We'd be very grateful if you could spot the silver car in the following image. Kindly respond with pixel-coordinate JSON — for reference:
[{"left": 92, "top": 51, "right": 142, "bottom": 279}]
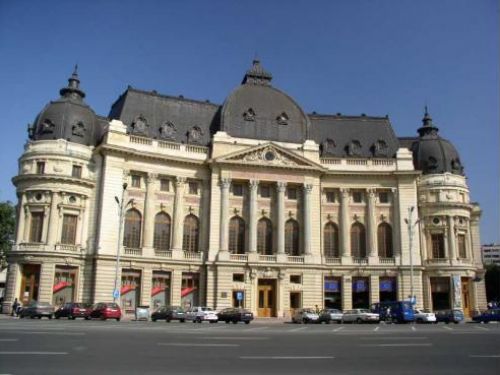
[
  {"left": 292, "top": 308, "right": 319, "bottom": 324},
  {"left": 185, "top": 306, "right": 219, "bottom": 323},
  {"left": 342, "top": 309, "right": 379, "bottom": 324}
]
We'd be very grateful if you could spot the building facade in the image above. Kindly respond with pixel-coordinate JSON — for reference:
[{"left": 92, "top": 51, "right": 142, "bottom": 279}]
[
  {"left": 3, "top": 61, "right": 487, "bottom": 317},
  {"left": 482, "top": 244, "right": 500, "bottom": 266}
]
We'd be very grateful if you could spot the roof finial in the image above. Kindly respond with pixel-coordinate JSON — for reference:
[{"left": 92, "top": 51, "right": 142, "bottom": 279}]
[
  {"left": 73, "top": 64, "right": 79, "bottom": 76},
  {"left": 418, "top": 103, "right": 439, "bottom": 137},
  {"left": 60, "top": 65, "right": 85, "bottom": 100}
]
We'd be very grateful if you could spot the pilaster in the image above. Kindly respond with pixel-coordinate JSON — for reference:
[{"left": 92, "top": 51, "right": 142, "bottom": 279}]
[
  {"left": 340, "top": 188, "right": 351, "bottom": 259},
  {"left": 143, "top": 173, "right": 157, "bottom": 249},
  {"left": 276, "top": 182, "right": 286, "bottom": 254},
  {"left": 303, "top": 184, "right": 313, "bottom": 255},
  {"left": 172, "top": 177, "right": 186, "bottom": 252},
  {"left": 248, "top": 180, "right": 259, "bottom": 253}
]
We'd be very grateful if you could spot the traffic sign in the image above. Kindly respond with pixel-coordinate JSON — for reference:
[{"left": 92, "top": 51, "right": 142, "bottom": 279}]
[
  {"left": 113, "top": 289, "right": 120, "bottom": 299},
  {"left": 236, "top": 291, "right": 243, "bottom": 301}
]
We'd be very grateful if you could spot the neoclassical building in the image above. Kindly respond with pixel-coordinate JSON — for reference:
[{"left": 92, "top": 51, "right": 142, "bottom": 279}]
[{"left": 3, "top": 61, "right": 487, "bottom": 317}]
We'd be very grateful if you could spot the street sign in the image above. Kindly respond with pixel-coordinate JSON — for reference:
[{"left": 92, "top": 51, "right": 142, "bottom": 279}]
[
  {"left": 236, "top": 291, "right": 243, "bottom": 301},
  {"left": 113, "top": 289, "right": 120, "bottom": 299}
]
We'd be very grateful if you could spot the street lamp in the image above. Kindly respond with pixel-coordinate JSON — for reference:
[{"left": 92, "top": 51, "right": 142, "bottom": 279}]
[
  {"left": 112, "top": 183, "right": 133, "bottom": 303},
  {"left": 404, "top": 206, "right": 420, "bottom": 306}
]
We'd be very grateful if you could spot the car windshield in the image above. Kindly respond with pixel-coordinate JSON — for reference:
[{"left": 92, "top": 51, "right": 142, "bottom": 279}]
[
  {"left": 302, "top": 309, "right": 315, "bottom": 313},
  {"left": 107, "top": 303, "right": 119, "bottom": 308},
  {"left": 359, "top": 309, "right": 371, "bottom": 313},
  {"left": 328, "top": 309, "right": 341, "bottom": 313},
  {"left": 201, "top": 307, "right": 213, "bottom": 311}
]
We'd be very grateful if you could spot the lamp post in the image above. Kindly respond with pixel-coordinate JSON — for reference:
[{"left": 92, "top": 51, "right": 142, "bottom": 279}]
[
  {"left": 113, "top": 183, "right": 133, "bottom": 303},
  {"left": 404, "top": 206, "right": 420, "bottom": 305}
]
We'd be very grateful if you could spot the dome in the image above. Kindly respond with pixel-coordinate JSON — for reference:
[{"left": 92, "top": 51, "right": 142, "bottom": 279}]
[
  {"left": 29, "top": 67, "right": 98, "bottom": 146},
  {"left": 220, "top": 60, "right": 309, "bottom": 144},
  {"left": 411, "top": 108, "right": 464, "bottom": 175}
]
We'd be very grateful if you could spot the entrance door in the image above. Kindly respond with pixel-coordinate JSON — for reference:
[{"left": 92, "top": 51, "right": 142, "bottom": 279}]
[
  {"left": 20, "top": 264, "right": 40, "bottom": 305},
  {"left": 461, "top": 278, "right": 471, "bottom": 317},
  {"left": 257, "top": 279, "right": 276, "bottom": 317}
]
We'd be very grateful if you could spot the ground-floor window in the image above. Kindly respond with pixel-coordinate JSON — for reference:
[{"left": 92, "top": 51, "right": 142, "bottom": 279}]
[
  {"left": 232, "top": 290, "right": 245, "bottom": 308},
  {"left": 121, "top": 269, "right": 141, "bottom": 314},
  {"left": 430, "top": 277, "right": 451, "bottom": 310},
  {"left": 181, "top": 273, "right": 199, "bottom": 310},
  {"left": 290, "top": 291, "right": 302, "bottom": 316},
  {"left": 151, "top": 271, "right": 171, "bottom": 309},
  {"left": 20, "top": 264, "right": 40, "bottom": 305},
  {"left": 352, "top": 277, "right": 370, "bottom": 309},
  {"left": 52, "top": 266, "right": 77, "bottom": 306},
  {"left": 379, "top": 277, "right": 397, "bottom": 302},
  {"left": 324, "top": 276, "right": 342, "bottom": 309}
]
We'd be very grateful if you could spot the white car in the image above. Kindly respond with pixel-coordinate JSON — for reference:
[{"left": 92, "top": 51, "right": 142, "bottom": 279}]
[
  {"left": 414, "top": 309, "right": 437, "bottom": 323},
  {"left": 185, "top": 306, "right": 219, "bottom": 323},
  {"left": 342, "top": 309, "right": 379, "bottom": 323},
  {"left": 292, "top": 308, "right": 319, "bottom": 324}
]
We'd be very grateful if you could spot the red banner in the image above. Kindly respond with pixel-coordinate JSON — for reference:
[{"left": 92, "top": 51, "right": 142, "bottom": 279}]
[
  {"left": 151, "top": 286, "right": 164, "bottom": 297},
  {"left": 181, "top": 286, "right": 196, "bottom": 297},
  {"left": 53, "top": 281, "right": 70, "bottom": 293},
  {"left": 120, "top": 285, "right": 135, "bottom": 295}
]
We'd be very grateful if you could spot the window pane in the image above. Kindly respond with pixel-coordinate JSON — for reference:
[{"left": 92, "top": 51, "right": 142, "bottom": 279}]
[
  {"left": 124, "top": 209, "right": 142, "bottom": 248},
  {"left": 153, "top": 213, "right": 171, "bottom": 250},
  {"left": 72, "top": 165, "right": 82, "bottom": 178},
  {"left": 183, "top": 215, "right": 199, "bottom": 252},
  {"left": 324, "top": 222, "right": 339, "bottom": 257},
  {"left": 61, "top": 214, "right": 78, "bottom": 244},
  {"left": 29, "top": 212, "right": 44, "bottom": 243}
]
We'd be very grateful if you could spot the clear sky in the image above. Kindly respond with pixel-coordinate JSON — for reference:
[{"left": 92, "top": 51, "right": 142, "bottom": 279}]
[{"left": 0, "top": 0, "right": 498, "bottom": 243}]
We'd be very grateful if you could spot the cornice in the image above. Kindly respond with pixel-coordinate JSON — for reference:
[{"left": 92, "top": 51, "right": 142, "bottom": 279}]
[{"left": 12, "top": 174, "right": 96, "bottom": 189}]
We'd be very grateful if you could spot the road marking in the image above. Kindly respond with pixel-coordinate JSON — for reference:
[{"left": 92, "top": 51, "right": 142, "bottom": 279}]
[
  {"left": 158, "top": 343, "right": 240, "bottom": 347},
  {"left": 240, "top": 356, "right": 334, "bottom": 360},
  {"left": 0, "top": 339, "right": 18, "bottom": 342},
  {"left": 373, "top": 327, "right": 379, "bottom": 332},
  {"left": 288, "top": 326, "right": 308, "bottom": 332},
  {"left": 442, "top": 326, "right": 453, "bottom": 330},
  {"left": 469, "top": 355, "right": 500, "bottom": 358},
  {"left": 474, "top": 326, "right": 489, "bottom": 331},
  {"left": 331, "top": 326, "right": 344, "bottom": 332},
  {"left": 0, "top": 351, "right": 68, "bottom": 355},
  {"left": 360, "top": 337, "right": 428, "bottom": 340},
  {"left": 360, "top": 343, "right": 432, "bottom": 347},
  {"left": 196, "top": 337, "right": 269, "bottom": 340},
  {"left": 245, "top": 326, "right": 268, "bottom": 331},
  {"left": 10, "top": 331, "right": 85, "bottom": 336},
  {"left": 411, "top": 326, "right": 416, "bottom": 331}
]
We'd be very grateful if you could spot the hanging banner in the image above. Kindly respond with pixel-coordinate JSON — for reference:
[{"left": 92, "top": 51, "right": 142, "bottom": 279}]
[
  {"left": 379, "top": 278, "right": 395, "bottom": 292},
  {"left": 325, "top": 279, "right": 340, "bottom": 292},
  {"left": 353, "top": 278, "right": 367, "bottom": 293},
  {"left": 452, "top": 275, "right": 462, "bottom": 308}
]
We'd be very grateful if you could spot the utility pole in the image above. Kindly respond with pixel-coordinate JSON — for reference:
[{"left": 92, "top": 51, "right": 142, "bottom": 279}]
[
  {"left": 405, "top": 206, "right": 419, "bottom": 305},
  {"left": 113, "top": 183, "right": 131, "bottom": 303}
]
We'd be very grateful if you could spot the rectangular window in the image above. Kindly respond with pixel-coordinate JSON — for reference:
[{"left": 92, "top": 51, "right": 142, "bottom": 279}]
[
  {"left": 29, "top": 212, "right": 44, "bottom": 243},
  {"left": 260, "top": 185, "right": 270, "bottom": 198},
  {"left": 61, "top": 214, "right": 78, "bottom": 245},
  {"left": 352, "top": 191, "right": 363, "bottom": 203},
  {"left": 232, "top": 183, "right": 243, "bottom": 197},
  {"left": 71, "top": 165, "right": 82, "bottom": 178},
  {"left": 325, "top": 190, "right": 336, "bottom": 203},
  {"left": 160, "top": 179, "right": 170, "bottom": 192},
  {"left": 458, "top": 234, "right": 467, "bottom": 259},
  {"left": 378, "top": 192, "right": 389, "bottom": 204},
  {"left": 232, "top": 273, "right": 244, "bottom": 282},
  {"left": 290, "top": 292, "right": 302, "bottom": 309},
  {"left": 131, "top": 175, "right": 141, "bottom": 188},
  {"left": 287, "top": 187, "right": 297, "bottom": 200},
  {"left": 290, "top": 275, "right": 302, "bottom": 284},
  {"left": 36, "top": 161, "right": 45, "bottom": 174},
  {"left": 431, "top": 233, "right": 445, "bottom": 259},
  {"left": 188, "top": 181, "right": 199, "bottom": 195}
]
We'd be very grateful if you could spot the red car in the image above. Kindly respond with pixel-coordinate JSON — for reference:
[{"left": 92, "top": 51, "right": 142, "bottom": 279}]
[
  {"left": 89, "top": 302, "right": 122, "bottom": 321},
  {"left": 55, "top": 302, "right": 92, "bottom": 320}
]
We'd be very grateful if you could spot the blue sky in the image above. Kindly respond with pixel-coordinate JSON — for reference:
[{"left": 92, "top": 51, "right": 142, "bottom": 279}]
[{"left": 0, "top": 0, "right": 498, "bottom": 243}]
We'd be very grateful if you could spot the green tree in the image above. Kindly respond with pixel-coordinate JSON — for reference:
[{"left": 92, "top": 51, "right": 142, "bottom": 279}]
[{"left": 0, "top": 201, "right": 16, "bottom": 270}]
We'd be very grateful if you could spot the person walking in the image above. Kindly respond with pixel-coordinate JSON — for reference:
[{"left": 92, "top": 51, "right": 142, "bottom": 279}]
[{"left": 11, "top": 298, "right": 19, "bottom": 317}]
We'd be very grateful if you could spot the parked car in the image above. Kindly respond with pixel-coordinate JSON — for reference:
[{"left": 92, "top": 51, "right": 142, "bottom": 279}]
[
  {"left": 414, "top": 309, "right": 437, "bottom": 323},
  {"left": 292, "top": 308, "right": 319, "bottom": 324},
  {"left": 19, "top": 301, "right": 54, "bottom": 319},
  {"left": 217, "top": 307, "right": 254, "bottom": 324},
  {"left": 185, "top": 306, "right": 219, "bottom": 323},
  {"left": 435, "top": 309, "right": 464, "bottom": 324},
  {"left": 89, "top": 302, "right": 122, "bottom": 321},
  {"left": 151, "top": 306, "right": 186, "bottom": 322},
  {"left": 371, "top": 301, "right": 415, "bottom": 323},
  {"left": 472, "top": 309, "right": 500, "bottom": 323},
  {"left": 54, "top": 302, "right": 92, "bottom": 320},
  {"left": 317, "top": 309, "right": 343, "bottom": 324},
  {"left": 342, "top": 309, "right": 379, "bottom": 324}
]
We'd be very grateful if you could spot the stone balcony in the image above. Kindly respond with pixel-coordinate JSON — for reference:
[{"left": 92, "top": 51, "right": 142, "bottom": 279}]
[
  {"left": 121, "top": 247, "right": 204, "bottom": 262},
  {"left": 13, "top": 243, "right": 84, "bottom": 254}
]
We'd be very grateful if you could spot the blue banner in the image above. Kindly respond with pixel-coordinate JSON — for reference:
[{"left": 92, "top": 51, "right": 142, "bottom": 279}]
[
  {"left": 353, "top": 279, "right": 367, "bottom": 293},
  {"left": 325, "top": 279, "right": 340, "bottom": 292},
  {"left": 380, "top": 278, "right": 395, "bottom": 292}
]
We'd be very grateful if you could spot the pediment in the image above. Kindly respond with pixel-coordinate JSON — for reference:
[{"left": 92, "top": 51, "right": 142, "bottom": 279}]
[{"left": 214, "top": 142, "right": 323, "bottom": 170}]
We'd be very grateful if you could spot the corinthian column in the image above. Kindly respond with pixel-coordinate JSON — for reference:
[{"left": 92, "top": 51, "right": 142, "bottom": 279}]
[
  {"left": 367, "top": 188, "right": 377, "bottom": 257},
  {"left": 172, "top": 177, "right": 186, "bottom": 250},
  {"left": 143, "top": 173, "right": 157, "bottom": 249},
  {"left": 248, "top": 180, "right": 259, "bottom": 253},
  {"left": 219, "top": 178, "right": 231, "bottom": 252},
  {"left": 340, "top": 188, "right": 350, "bottom": 257},
  {"left": 303, "top": 184, "right": 313, "bottom": 255},
  {"left": 47, "top": 191, "right": 60, "bottom": 246},
  {"left": 448, "top": 216, "right": 457, "bottom": 261},
  {"left": 276, "top": 182, "right": 287, "bottom": 254}
]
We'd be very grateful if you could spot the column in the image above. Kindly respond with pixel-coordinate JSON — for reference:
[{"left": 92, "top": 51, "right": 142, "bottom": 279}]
[
  {"left": 367, "top": 188, "right": 377, "bottom": 257},
  {"left": 370, "top": 275, "right": 379, "bottom": 305},
  {"left": 276, "top": 182, "right": 287, "bottom": 254},
  {"left": 391, "top": 188, "right": 401, "bottom": 257},
  {"left": 16, "top": 193, "right": 26, "bottom": 243},
  {"left": 199, "top": 182, "right": 211, "bottom": 253},
  {"left": 171, "top": 269, "right": 182, "bottom": 306},
  {"left": 79, "top": 196, "right": 89, "bottom": 250},
  {"left": 219, "top": 178, "right": 231, "bottom": 252},
  {"left": 3, "top": 263, "right": 20, "bottom": 313},
  {"left": 303, "top": 184, "right": 313, "bottom": 255},
  {"left": 340, "top": 188, "right": 350, "bottom": 257},
  {"left": 141, "top": 268, "right": 152, "bottom": 306},
  {"left": 248, "top": 180, "right": 259, "bottom": 253},
  {"left": 342, "top": 275, "right": 352, "bottom": 310},
  {"left": 46, "top": 192, "right": 60, "bottom": 245},
  {"left": 23, "top": 208, "right": 31, "bottom": 243},
  {"left": 448, "top": 216, "right": 457, "bottom": 261},
  {"left": 172, "top": 177, "right": 186, "bottom": 251},
  {"left": 143, "top": 173, "right": 157, "bottom": 249}
]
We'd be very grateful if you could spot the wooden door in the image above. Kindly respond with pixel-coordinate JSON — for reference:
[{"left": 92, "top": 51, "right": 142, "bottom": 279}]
[
  {"left": 20, "top": 264, "right": 40, "bottom": 305},
  {"left": 461, "top": 278, "right": 471, "bottom": 317},
  {"left": 257, "top": 281, "right": 275, "bottom": 317}
]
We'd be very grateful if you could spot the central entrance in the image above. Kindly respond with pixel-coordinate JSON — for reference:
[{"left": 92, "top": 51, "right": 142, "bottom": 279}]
[{"left": 257, "top": 279, "right": 276, "bottom": 317}]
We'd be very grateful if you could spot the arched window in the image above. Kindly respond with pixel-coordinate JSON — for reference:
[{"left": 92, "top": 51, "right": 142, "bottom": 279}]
[
  {"left": 124, "top": 209, "right": 142, "bottom": 248},
  {"left": 183, "top": 214, "right": 199, "bottom": 252},
  {"left": 229, "top": 216, "right": 245, "bottom": 254},
  {"left": 351, "top": 222, "right": 366, "bottom": 258},
  {"left": 324, "top": 222, "right": 339, "bottom": 257},
  {"left": 377, "top": 223, "right": 393, "bottom": 258},
  {"left": 153, "top": 212, "right": 171, "bottom": 251},
  {"left": 257, "top": 218, "right": 273, "bottom": 255},
  {"left": 285, "top": 219, "right": 300, "bottom": 255}
]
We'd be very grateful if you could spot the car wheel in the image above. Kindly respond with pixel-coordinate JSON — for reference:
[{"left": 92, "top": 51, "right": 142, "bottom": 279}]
[
  {"left": 232, "top": 320, "right": 238, "bottom": 324},
  {"left": 85, "top": 316, "right": 91, "bottom": 320},
  {"left": 180, "top": 319, "right": 185, "bottom": 323},
  {"left": 303, "top": 318, "right": 308, "bottom": 324},
  {"left": 326, "top": 320, "right": 331, "bottom": 324},
  {"left": 225, "top": 320, "right": 230, "bottom": 324},
  {"left": 116, "top": 318, "right": 120, "bottom": 322},
  {"left": 55, "top": 315, "right": 60, "bottom": 319},
  {"left": 166, "top": 318, "right": 171, "bottom": 323},
  {"left": 356, "top": 318, "right": 363, "bottom": 324},
  {"left": 245, "top": 321, "right": 250, "bottom": 324},
  {"left": 48, "top": 315, "right": 52, "bottom": 320}
]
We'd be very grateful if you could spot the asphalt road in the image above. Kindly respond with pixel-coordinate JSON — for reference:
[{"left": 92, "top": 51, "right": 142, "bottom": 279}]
[{"left": 0, "top": 318, "right": 499, "bottom": 375}]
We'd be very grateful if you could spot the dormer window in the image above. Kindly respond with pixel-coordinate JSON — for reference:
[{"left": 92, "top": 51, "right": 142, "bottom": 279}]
[
  {"left": 40, "top": 119, "right": 55, "bottom": 134},
  {"left": 243, "top": 108, "right": 256, "bottom": 121},
  {"left": 131, "top": 115, "right": 148, "bottom": 135},
  {"left": 346, "top": 140, "right": 362, "bottom": 157},
  {"left": 188, "top": 126, "right": 203, "bottom": 144},
  {"left": 276, "top": 112, "right": 289, "bottom": 125},
  {"left": 159, "top": 122, "right": 176, "bottom": 140}
]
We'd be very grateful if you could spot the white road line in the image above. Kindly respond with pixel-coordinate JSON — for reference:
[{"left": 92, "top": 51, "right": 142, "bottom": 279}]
[
  {"left": 411, "top": 326, "right": 416, "bottom": 331},
  {"left": 11, "top": 331, "right": 85, "bottom": 336},
  {"left": 469, "top": 355, "right": 500, "bottom": 358},
  {"left": 360, "top": 337, "right": 428, "bottom": 340},
  {"left": 0, "top": 339, "right": 18, "bottom": 342},
  {"left": 331, "top": 326, "right": 344, "bottom": 332},
  {"left": 442, "top": 326, "right": 453, "bottom": 330},
  {"left": 360, "top": 343, "right": 432, "bottom": 347},
  {"left": 288, "top": 326, "right": 308, "bottom": 332},
  {"left": 158, "top": 343, "right": 240, "bottom": 347},
  {"left": 196, "top": 337, "right": 269, "bottom": 340},
  {"left": 245, "top": 326, "right": 269, "bottom": 331},
  {"left": 240, "top": 356, "right": 334, "bottom": 360},
  {"left": 0, "top": 351, "right": 68, "bottom": 355},
  {"left": 373, "top": 327, "right": 380, "bottom": 332},
  {"left": 474, "top": 326, "right": 489, "bottom": 331}
]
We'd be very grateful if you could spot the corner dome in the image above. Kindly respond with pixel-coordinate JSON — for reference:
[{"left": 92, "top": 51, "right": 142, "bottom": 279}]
[
  {"left": 29, "top": 66, "right": 98, "bottom": 146},
  {"left": 220, "top": 60, "right": 309, "bottom": 144},
  {"left": 411, "top": 108, "right": 464, "bottom": 175}
]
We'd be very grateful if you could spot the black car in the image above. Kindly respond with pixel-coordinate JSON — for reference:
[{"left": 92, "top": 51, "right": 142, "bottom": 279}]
[
  {"left": 217, "top": 308, "right": 254, "bottom": 324},
  {"left": 54, "top": 302, "right": 92, "bottom": 320},
  {"left": 435, "top": 309, "right": 464, "bottom": 324},
  {"left": 19, "top": 301, "right": 54, "bottom": 319},
  {"left": 151, "top": 306, "right": 186, "bottom": 322}
]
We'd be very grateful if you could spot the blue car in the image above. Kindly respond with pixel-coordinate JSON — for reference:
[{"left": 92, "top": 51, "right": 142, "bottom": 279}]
[
  {"left": 371, "top": 301, "right": 415, "bottom": 323},
  {"left": 472, "top": 309, "right": 500, "bottom": 323},
  {"left": 435, "top": 309, "right": 464, "bottom": 324}
]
